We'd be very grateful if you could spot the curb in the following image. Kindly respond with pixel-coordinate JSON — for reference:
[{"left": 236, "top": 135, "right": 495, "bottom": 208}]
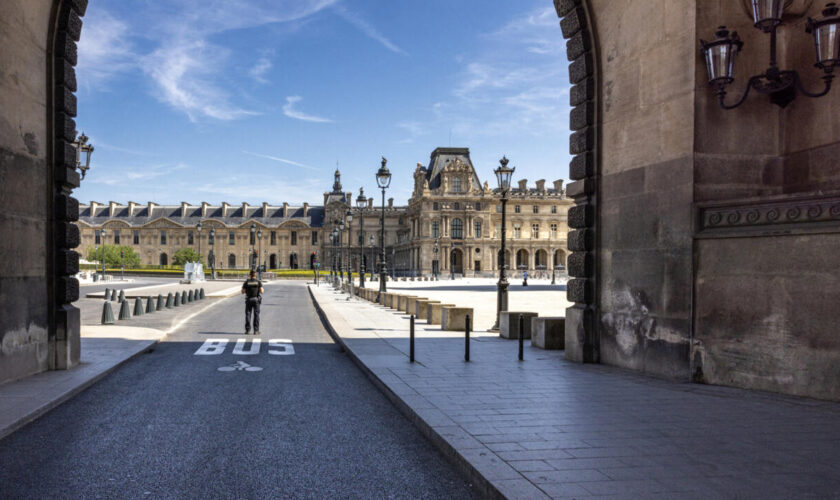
[{"left": 308, "top": 285, "right": 505, "bottom": 500}]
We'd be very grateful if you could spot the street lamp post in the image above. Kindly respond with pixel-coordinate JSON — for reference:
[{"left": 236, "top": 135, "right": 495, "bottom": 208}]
[
  {"left": 209, "top": 227, "right": 216, "bottom": 279},
  {"left": 329, "top": 232, "right": 335, "bottom": 283},
  {"left": 250, "top": 223, "right": 256, "bottom": 271},
  {"left": 450, "top": 244, "right": 455, "bottom": 280},
  {"left": 491, "top": 156, "right": 515, "bottom": 331},
  {"left": 346, "top": 209, "right": 353, "bottom": 288},
  {"left": 100, "top": 228, "right": 107, "bottom": 281},
  {"left": 196, "top": 220, "right": 203, "bottom": 271},
  {"left": 356, "top": 189, "right": 366, "bottom": 289},
  {"left": 257, "top": 229, "right": 263, "bottom": 280},
  {"left": 368, "top": 235, "right": 375, "bottom": 281},
  {"left": 433, "top": 238, "right": 439, "bottom": 279},
  {"left": 338, "top": 218, "right": 346, "bottom": 284},
  {"left": 376, "top": 157, "right": 391, "bottom": 300}
]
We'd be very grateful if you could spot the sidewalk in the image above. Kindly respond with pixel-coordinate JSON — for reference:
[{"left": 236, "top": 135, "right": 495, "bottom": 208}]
[{"left": 309, "top": 284, "right": 840, "bottom": 499}]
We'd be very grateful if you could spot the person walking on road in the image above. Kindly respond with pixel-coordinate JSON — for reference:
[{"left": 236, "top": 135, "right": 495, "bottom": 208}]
[{"left": 241, "top": 270, "right": 264, "bottom": 335}]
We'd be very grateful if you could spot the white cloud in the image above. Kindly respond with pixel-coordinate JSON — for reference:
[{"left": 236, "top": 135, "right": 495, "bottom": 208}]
[
  {"left": 242, "top": 150, "right": 319, "bottom": 170},
  {"left": 76, "top": 9, "right": 135, "bottom": 90},
  {"left": 249, "top": 56, "right": 273, "bottom": 84},
  {"left": 282, "top": 96, "right": 333, "bottom": 123},
  {"left": 196, "top": 176, "right": 325, "bottom": 204},
  {"left": 332, "top": 5, "right": 406, "bottom": 55}
]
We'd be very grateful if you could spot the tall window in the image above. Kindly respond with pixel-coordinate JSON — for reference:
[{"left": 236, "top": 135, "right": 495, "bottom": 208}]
[
  {"left": 433, "top": 202, "right": 439, "bottom": 210},
  {"left": 515, "top": 205, "right": 521, "bottom": 214},
  {"left": 513, "top": 224, "right": 521, "bottom": 238},
  {"left": 312, "top": 231, "right": 318, "bottom": 244},
  {"left": 188, "top": 231, "right": 194, "bottom": 245},
  {"left": 160, "top": 230, "right": 166, "bottom": 245},
  {"left": 133, "top": 230, "right": 139, "bottom": 245},
  {"left": 95, "top": 230, "right": 101, "bottom": 244},
  {"left": 475, "top": 202, "right": 481, "bottom": 211},
  {"left": 228, "top": 254, "right": 236, "bottom": 268},
  {"left": 550, "top": 223, "right": 558, "bottom": 238},
  {"left": 451, "top": 218, "right": 463, "bottom": 239},
  {"left": 291, "top": 231, "right": 297, "bottom": 245},
  {"left": 229, "top": 231, "right": 235, "bottom": 245},
  {"left": 532, "top": 223, "right": 540, "bottom": 239},
  {"left": 160, "top": 253, "right": 168, "bottom": 266},
  {"left": 452, "top": 177, "right": 462, "bottom": 192},
  {"left": 551, "top": 205, "right": 557, "bottom": 214},
  {"left": 432, "top": 221, "right": 439, "bottom": 238},
  {"left": 474, "top": 221, "right": 482, "bottom": 238},
  {"left": 270, "top": 231, "right": 277, "bottom": 245},
  {"left": 496, "top": 205, "right": 502, "bottom": 213},
  {"left": 249, "top": 231, "right": 255, "bottom": 245},
  {"left": 533, "top": 205, "right": 539, "bottom": 214},
  {"left": 113, "top": 230, "right": 120, "bottom": 244}
]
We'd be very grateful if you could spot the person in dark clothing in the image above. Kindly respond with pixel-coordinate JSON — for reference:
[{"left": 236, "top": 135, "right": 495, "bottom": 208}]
[{"left": 241, "top": 270, "right": 264, "bottom": 335}]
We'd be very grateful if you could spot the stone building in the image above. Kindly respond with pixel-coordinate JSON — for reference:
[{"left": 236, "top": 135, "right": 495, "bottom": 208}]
[{"left": 77, "top": 147, "right": 572, "bottom": 278}]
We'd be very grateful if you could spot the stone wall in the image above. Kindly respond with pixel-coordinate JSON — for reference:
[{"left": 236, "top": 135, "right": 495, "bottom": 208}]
[{"left": 0, "top": 0, "right": 54, "bottom": 384}]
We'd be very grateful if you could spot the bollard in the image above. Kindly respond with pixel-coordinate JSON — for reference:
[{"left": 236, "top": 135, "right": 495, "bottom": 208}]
[
  {"left": 465, "top": 314, "right": 471, "bottom": 362},
  {"left": 159, "top": 294, "right": 167, "bottom": 310},
  {"left": 518, "top": 314, "right": 524, "bottom": 361},
  {"left": 110, "top": 289, "right": 118, "bottom": 301},
  {"left": 174, "top": 292, "right": 181, "bottom": 307},
  {"left": 146, "top": 296, "right": 155, "bottom": 313},
  {"left": 101, "top": 301, "right": 115, "bottom": 325},
  {"left": 181, "top": 290, "right": 187, "bottom": 304},
  {"left": 118, "top": 289, "right": 125, "bottom": 303},
  {"left": 103, "top": 287, "right": 110, "bottom": 300},
  {"left": 199, "top": 288, "right": 205, "bottom": 300},
  {"left": 118, "top": 299, "right": 131, "bottom": 320},
  {"left": 188, "top": 290, "right": 194, "bottom": 302},
  {"left": 410, "top": 314, "right": 415, "bottom": 363},
  {"left": 133, "top": 297, "right": 144, "bottom": 316}
]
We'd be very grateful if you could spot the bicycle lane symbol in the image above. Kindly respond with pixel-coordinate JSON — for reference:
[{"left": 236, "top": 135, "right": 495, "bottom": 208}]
[
  {"left": 193, "top": 339, "right": 295, "bottom": 373},
  {"left": 218, "top": 361, "right": 263, "bottom": 372}
]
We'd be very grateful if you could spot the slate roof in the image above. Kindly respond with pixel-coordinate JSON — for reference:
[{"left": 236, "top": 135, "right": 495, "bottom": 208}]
[
  {"left": 78, "top": 204, "right": 326, "bottom": 228},
  {"left": 425, "top": 147, "right": 482, "bottom": 190}
]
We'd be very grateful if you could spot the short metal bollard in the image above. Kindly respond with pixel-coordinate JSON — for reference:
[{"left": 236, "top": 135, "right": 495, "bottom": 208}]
[
  {"left": 410, "top": 314, "right": 415, "bottom": 363},
  {"left": 465, "top": 314, "right": 471, "bottom": 362},
  {"left": 518, "top": 314, "right": 524, "bottom": 361}
]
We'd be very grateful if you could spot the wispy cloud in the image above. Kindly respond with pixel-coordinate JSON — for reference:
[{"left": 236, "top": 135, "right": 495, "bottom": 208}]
[
  {"left": 76, "top": 8, "right": 135, "bottom": 91},
  {"left": 333, "top": 5, "right": 406, "bottom": 55},
  {"left": 242, "top": 150, "right": 318, "bottom": 170},
  {"left": 249, "top": 55, "right": 273, "bottom": 84},
  {"left": 282, "top": 96, "right": 333, "bottom": 123},
  {"left": 196, "top": 176, "right": 325, "bottom": 204},
  {"left": 396, "top": 121, "right": 426, "bottom": 144}
]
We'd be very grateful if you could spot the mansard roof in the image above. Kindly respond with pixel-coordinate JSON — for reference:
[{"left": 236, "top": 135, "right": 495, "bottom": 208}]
[
  {"left": 425, "top": 147, "right": 481, "bottom": 190},
  {"left": 78, "top": 203, "right": 325, "bottom": 228}
]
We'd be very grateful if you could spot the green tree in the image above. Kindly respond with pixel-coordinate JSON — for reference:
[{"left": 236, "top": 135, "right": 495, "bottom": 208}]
[
  {"left": 86, "top": 245, "right": 140, "bottom": 268},
  {"left": 172, "top": 247, "right": 203, "bottom": 267}
]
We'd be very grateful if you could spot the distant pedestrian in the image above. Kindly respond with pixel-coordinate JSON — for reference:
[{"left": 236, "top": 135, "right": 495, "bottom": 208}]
[
  {"left": 522, "top": 270, "right": 529, "bottom": 287},
  {"left": 241, "top": 270, "right": 264, "bottom": 335}
]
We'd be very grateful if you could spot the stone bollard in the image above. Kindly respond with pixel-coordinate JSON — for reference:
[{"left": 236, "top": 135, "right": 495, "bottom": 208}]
[
  {"left": 181, "top": 291, "right": 187, "bottom": 304},
  {"left": 103, "top": 287, "right": 110, "bottom": 300},
  {"left": 188, "top": 290, "right": 194, "bottom": 302},
  {"left": 133, "top": 297, "right": 144, "bottom": 316},
  {"left": 158, "top": 294, "right": 167, "bottom": 310},
  {"left": 101, "top": 301, "right": 115, "bottom": 325},
  {"left": 441, "top": 307, "right": 474, "bottom": 331},
  {"left": 174, "top": 292, "right": 181, "bottom": 307},
  {"left": 499, "top": 311, "right": 538, "bottom": 340},
  {"left": 146, "top": 296, "right": 156, "bottom": 313},
  {"left": 414, "top": 299, "right": 439, "bottom": 320},
  {"left": 531, "top": 317, "right": 566, "bottom": 349},
  {"left": 406, "top": 296, "right": 424, "bottom": 315},
  {"left": 118, "top": 299, "right": 131, "bottom": 320},
  {"left": 428, "top": 303, "right": 455, "bottom": 325},
  {"left": 118, "top": 289, "right": 125, "bottom": 303},
  {"left": 110, "top": 289, "right": 118, "bottom": 301},
  {"left": 199, "top": 288, "right": 205, "bottom": 300}
]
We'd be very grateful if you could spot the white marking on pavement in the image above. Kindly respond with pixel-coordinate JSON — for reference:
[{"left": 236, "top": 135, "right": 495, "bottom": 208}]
[
  {"left": 233, "top": 338, "right": 261, "bottom": 355},
  {"left": 217, "top": 361, "right": 263, "bottom": 372},
  {"left": 194, "top": 339, "right": 229, "bottom": 355},
  {"left": 268, "top": 339, "right": 295, "bottom": 355}
]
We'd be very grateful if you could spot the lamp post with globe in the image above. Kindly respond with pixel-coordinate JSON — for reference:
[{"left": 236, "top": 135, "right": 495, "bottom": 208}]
[{"left": 491, "top": 156, "right": 515, "bottom": 331}]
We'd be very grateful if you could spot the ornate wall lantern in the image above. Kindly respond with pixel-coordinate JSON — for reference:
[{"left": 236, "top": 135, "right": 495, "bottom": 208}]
[
  {"left": 701, "top": 2, "right": 840, "bottom": 108},
  {"left": 72, "top": 132, "right": 94, "bottom": 179}
]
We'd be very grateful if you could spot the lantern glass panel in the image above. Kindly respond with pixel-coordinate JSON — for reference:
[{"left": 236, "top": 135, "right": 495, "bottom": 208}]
[
  {"left": 814, "top": 22, "right": 840, "bottom": 70},
  {"left": 751, "top": 0, "right": 784, "bottom": 30},
  {"left": 704, "top": 42, "right": 738, "bottom": 84}
]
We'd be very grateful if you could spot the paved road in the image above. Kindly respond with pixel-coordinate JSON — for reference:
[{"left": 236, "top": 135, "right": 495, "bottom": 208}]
[{"left": 0, "top": 281, "right": 476, "bottom": 498}]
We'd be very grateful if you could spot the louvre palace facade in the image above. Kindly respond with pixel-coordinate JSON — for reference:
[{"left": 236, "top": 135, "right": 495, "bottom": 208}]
[{"left": 76, "top": 148, "right": 572, "bottom": 277}]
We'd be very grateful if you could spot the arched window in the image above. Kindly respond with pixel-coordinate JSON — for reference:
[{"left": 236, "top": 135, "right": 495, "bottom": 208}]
[
  {"left": 228, "top": 254, "right": 236, "bottom": 268},
  {"left": 160, "top": 253, "right": 168, "bottom": 266},
  {"left": 451, "top": 218, "right": 463, "bottom": 239}
]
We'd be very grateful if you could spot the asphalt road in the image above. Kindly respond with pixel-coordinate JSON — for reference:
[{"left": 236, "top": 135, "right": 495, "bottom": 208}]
[{"left": 0, "top": 281, "right": 476, "bottom": 499}]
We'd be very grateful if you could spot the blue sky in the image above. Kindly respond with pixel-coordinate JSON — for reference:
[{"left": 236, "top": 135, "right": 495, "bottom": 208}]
[{"left": 74, "top": 0, "right": 571, "bottom": 205}]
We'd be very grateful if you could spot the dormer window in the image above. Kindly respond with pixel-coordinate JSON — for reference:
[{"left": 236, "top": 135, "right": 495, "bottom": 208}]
[{"left": 452, "top": 177, "right": 462, "bottom": 193}]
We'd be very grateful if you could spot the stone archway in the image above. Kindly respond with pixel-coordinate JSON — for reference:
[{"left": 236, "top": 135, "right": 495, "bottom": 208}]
[
  {"left": 535, "top": 249, "right": 548, "bottom": 269},
  {"left": 228, "top": 254, "right": 236, "bottom": 268},
  {"left": 451, "top": 248, "right": 463, "bottom": 274},
  {"left": 516, "top": 249, "right": 529, "bottom": 270},
  {"left": 269, "top": 254, "right": 277, "bottom": 269},
  {"left": 160, "top": 253, "right": 168, "bottom": 266},
  {"left": 554, "top": 249, "right": 566, "bottom": 269}
]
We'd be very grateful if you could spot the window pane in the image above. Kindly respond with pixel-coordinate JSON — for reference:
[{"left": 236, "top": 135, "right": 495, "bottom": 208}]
[
  {"left": 114, "top": 230, "right": 120, "bottom": 244},
  {"left": 133, "top": 230, "right": 139, "bottom": 245},
  {"left": 451, "top": 219, "right": 463, "bottom": 239},
  {"left": 229, "top": 232, "right": 235, "bottom": 245},
  {"left": 291, "top": 231, "right": 297, "bottom": 245},
  {"left": 188, "top": 231, "right": 194, "bottom": 245},
  {"left": 95, "top": 230, "right": 100, "bottom": 245},
  {"left": 533, "top": 205, "right": 538, "bottom": 213},
  {"left": 432, "top": 221, "right": 439, "bottom": 238},
  {"left": 474, "top": 221, "right": 482, "bottom": 238}
]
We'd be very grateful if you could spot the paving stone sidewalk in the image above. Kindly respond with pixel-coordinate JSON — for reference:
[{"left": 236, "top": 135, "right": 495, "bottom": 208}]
[{"left": 309, "top": 284, "right": 840, "bottom": 499}]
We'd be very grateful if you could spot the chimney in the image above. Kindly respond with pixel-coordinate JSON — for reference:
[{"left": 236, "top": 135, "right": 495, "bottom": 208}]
[
  {"left": 181, "top": 201, "right": 190, "bottom": 218},
  {"left": 283, "top": 202, "right": 289, "bottom": 218},
  {"left": 221, "top": 202, "right": 231, "bottom": 217},
  {"left": 517, "top": 179, "right": 528, "bottom": 192},
  {"left": 201, "top": 202, "right": 210, "bottom": 217},
  {"left": 346, "top": 192, "right": 353, "bottom": 205},
  {"left": 368, "top": 198, "right": 374, "bottom": 209},
  {"left": 147, "top": 201, "right": 158, "bottom": 217},
  {"left": 262, "top": 202, "right": 269, "bottom": 217},
  {"left": 303, "top": 202, "right": 309, "bottom": 216},
  {"left": 536, "top": 179, "right": 546, "bottom": 193},
  {"left": 388, "top": 197, "right": 394, "bottom": 209},
  {"left": 90, "top": 201, "right": 100, "bottom": 216},
  {"left": 553, "top": 179, "right": 564, "bottom": 192},
  {"left": 241, "top": 202, "right": 249, "bottom": 218},
  {"left": 128, "top": 201, "right": 138, "bottom": 217},
  {"left": 109, "top": 201, "right": 119, "bottom": 218}
]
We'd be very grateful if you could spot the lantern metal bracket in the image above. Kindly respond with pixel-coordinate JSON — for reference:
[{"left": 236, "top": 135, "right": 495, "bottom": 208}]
[{"left": 717, "top": 69, "right": 834, "bottom": 109}]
